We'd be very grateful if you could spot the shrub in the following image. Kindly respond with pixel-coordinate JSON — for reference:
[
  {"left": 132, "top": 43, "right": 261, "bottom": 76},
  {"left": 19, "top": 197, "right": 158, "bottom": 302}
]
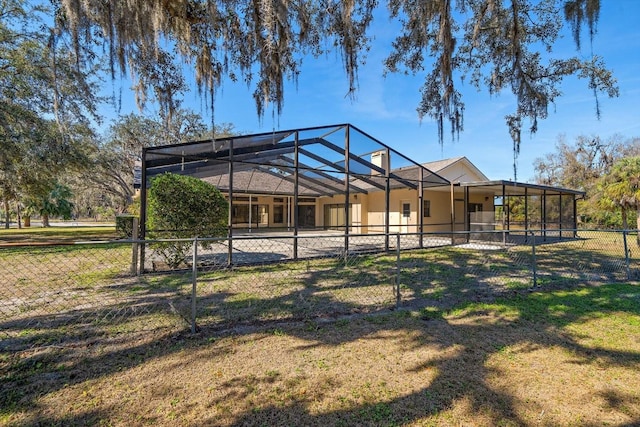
[
  {"left": 148, "top": 173, "right": 228, "bottom": 268},
  {"left": 115, "top": 215, "right": 137, "bottom": 238}
]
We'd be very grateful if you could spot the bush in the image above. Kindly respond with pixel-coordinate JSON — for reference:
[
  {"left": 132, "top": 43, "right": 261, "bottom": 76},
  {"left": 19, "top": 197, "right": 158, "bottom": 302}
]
[
  {"left": 148, "top": 173, "right": 228, "bottom": 267},
  {"left": 115, "top": 215, "right": 137, "bottom": 238}
]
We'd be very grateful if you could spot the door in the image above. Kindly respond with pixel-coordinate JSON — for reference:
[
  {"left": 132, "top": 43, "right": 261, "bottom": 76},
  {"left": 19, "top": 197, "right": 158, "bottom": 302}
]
[
  {"left": 323, "top": 204, "right": 352, "bottom": 231},
  {"left": 298, "top": 205, "right": 316, "bottom": 228},
  {"left": 400, "top": 200, "right": 411, "bottom": 233},
  {"left": 257, "top": 205, "right": 269, "bottom": 226},
  {"left": 468, "top": 203, "right": 483, "bottom": 226}
]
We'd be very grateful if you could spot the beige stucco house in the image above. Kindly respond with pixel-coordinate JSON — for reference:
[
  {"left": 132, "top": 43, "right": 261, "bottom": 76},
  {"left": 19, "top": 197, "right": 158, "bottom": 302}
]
[{"left": 140, "top": 124, "right": 583, "bottom": 241}]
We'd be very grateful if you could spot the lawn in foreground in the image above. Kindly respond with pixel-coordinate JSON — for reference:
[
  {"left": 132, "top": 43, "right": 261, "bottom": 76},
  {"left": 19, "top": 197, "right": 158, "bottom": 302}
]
[{"left": 1, "top": 282, "right": 639, "bottom": 426}]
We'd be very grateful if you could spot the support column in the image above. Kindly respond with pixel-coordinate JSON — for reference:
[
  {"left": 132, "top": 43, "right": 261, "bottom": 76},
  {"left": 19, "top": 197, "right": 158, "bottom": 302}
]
[
  {"left": 344, "top": 126, "right": 350, "bottom": 257},
  {"left": 450, "top": 183, "right": 455, "bottom": 234},
  {"left": 464, "top": 186, "right": 469, "bottom": 242},
  {"left": 248, "top": 194, "right": 252, "bottom": 232},
  {"left": 501, "top": 184, "right": 506, "bottom": 246},
  {"left": 543, "top": 190, "right": 547, "bottom": 241},
  {"left": 418, "top": 168, "right": 424, "bottom": 248},
  {"left": 524, "top": 187, "right": 529, "bottom": 242},
  {"left": 573, "top": 196, "right": 578, "bottom": 237},
  {"left": 227, "top": 139, "right": 234, "bottom": 266},
  {"left": 559, "top": 193, "right": 563, "bottom": 240},
  {"left": 506, "top": 195, "right": 510, "bottom": 231},
  {"left": 384, "top": 148, "right": 390, "bottom": 251},
  {"left": 139, "top": 149, "right": 147, "bottom": 273},
  {"left": 293, "top": 132, "right": 299, "bottom": 260},
  {"left": 287, "top": 196, "right": 291, "bottom": 231}
]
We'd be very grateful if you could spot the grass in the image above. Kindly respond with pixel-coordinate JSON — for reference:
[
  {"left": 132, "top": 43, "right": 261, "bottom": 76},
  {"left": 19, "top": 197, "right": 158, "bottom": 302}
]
[
  {"left": 0, "top": 225, "right": 117, "bottom": 243},
  {"left": 1, "top": 229, "right": 640, "bottom": 425},
  {"left": 1, "top": 282, "right": 639, "bottom": 426}
]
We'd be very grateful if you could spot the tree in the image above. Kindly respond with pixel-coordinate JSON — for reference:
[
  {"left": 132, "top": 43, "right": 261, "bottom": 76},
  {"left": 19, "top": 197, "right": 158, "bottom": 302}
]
[
  {"left": 534, "top": 135, "right": 615, "bottom": 189},
  {"left": 598, "top": 157, "right": 640, "bottom": 243},
  {"left": 57, "top": 0, "right": 618, "bottom": 177},
  {"left": 78, "top": 111, "right": 234, "bottom": 215},
  {"left": 0, "top": 112, "right": 94, "bottom": 227},
  {"left": 148, "top": 173, "right": 228, "bottom": 268},
  {"left": 534, "top": 134, "right": 640, "bottom": 227},
  {"left": 25, "top": 183, "right": 74, "bottom": 227},
  {"left": 0, "top": 0, "right": 102, "bottom": 227}
]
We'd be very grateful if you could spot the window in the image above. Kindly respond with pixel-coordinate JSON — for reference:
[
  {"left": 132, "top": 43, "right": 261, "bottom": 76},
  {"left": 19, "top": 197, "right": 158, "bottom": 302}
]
[
  {"left": 232, "top": 205, "right": 268, "bottom": 225},
  {"left": 273, "top": 204, "right": 284, "bottom": 223},
  {"left": 468, "top": 203, "right": 483, "bottom": 213},
  {"left": 423, "top": 200, "right": 431, "bottom": 217},
  {"left": 323, "top": 203, "right": 352, "bottom": 230},
  {"left": 257, "top": 204, "right": 269, "bottom": 225},
  {"left": 232, "top": 205, "right": 249, "bottom": 224},
  {"left": 402, "top": 202, "right": 411, "bottom": 218}
]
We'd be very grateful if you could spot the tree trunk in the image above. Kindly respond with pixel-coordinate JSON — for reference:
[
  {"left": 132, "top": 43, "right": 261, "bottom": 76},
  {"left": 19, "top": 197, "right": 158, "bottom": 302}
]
[
  {"left": 16, "top": 202, "right": 21, "bottom": 229},
  {"left": 42, "top": 213, "right": 50, "bottom": 227},
  {"left": 3, "top": 198, "right": 9, "bottom": 229},
  {"left": 622, "top": 209, "right": 628, "bottom": 230}
]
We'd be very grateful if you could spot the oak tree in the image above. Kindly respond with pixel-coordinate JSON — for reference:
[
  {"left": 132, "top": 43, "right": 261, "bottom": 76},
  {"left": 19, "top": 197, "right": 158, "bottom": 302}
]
[
  {"left": 80, "top": 111, "right": 234, "bottom": 214},
  {"left": 58, "top": 0, "right": 618, "bottom": 178},
  {"left": 0, "top": 0, "right": 101, "bottom": 227}
]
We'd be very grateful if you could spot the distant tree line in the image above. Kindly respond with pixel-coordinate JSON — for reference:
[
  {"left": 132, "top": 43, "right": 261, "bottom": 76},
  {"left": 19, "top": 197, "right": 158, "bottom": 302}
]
[
  {"left": 0, "top": 0, "right": 234, "bottom": 228},
  {"left": 71, "top": 111, "right": 235, "bottom": 222},
  {"left": 534, "top": 134, "right": 640, "bottom": 229}
]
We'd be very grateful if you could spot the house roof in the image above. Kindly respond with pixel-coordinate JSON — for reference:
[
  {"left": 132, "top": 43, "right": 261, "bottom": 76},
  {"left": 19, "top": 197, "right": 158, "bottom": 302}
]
[
  {"left": 459, "top": 180, "right": 585, "bottom": 197},
  {"left": 422, "top": 157, "right": 489, "bottom": 182},
  {"left": 421, "top": 157, "right": 464, "bottom": 173}
]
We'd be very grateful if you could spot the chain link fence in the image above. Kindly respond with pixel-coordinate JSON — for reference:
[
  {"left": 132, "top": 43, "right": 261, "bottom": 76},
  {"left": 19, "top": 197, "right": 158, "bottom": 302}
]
[
  {"left": 2, "top": 229, "right": 639, "bottom": 348},
  {"left": 0, "top": 241, "right": 189, "bottom": 353}
]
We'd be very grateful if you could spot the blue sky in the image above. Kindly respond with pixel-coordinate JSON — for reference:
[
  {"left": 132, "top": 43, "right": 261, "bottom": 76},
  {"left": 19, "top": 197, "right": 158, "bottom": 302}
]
[{"left": 106, "top": 1, "right": 640, "bottom": 183}]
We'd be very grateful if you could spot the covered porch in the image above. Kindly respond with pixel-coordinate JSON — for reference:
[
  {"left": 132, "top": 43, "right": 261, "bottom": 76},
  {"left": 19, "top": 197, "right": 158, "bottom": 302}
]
[{"left": 458, "top": 180, "right": 585, "bottom": 242}]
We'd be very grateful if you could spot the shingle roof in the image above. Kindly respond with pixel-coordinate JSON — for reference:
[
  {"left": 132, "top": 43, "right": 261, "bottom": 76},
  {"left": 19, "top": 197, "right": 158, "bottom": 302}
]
[
  {"left": 202, "top": 170, "right": 327, "bottom": 197},
  {"left": 421, "top": 156, "right": 489, "bottom": 182},
  {"left": 421, "top": 157, "right": 465, "bottom": 173}
]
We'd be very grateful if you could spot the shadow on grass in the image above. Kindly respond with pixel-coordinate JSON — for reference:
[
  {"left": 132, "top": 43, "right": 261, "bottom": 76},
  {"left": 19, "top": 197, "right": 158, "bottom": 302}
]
[{"left": 208, "top": 282, "right": 640, "bottom": 427}]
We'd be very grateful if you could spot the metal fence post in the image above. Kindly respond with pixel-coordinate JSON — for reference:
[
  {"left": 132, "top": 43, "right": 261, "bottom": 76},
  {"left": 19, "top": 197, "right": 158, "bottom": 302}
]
[
  {"left": 131, "top": 218, "right": 139, "bottom": 275},
  {"left": 396, "top": 233, "right": 401, "bottom": 308},
  {"left": 344, "top": 235, "right": 349, "bottom": 266},
  {"left": 191, "top": 237, "right": 198, "bottom": 334},
  {"left": 531, "top": 231, "right": 537, "bottom": 287},
  {"left": 623, "top": 229, "right": 631, "bottom": 281}
]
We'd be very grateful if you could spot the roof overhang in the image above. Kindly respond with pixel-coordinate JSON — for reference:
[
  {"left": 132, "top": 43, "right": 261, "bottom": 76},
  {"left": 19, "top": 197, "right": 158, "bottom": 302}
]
[{"left": 458, "top": 180, "right": 586, "bottom": 197}]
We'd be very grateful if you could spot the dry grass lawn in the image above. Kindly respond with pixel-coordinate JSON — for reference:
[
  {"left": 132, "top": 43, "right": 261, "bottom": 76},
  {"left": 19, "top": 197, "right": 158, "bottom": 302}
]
[
  {"left": 0, "top": 226, "right": 116, "bottom": 244},
  {"left": 2, "top": 228, "right": 639, "bottom": 426},
  {"left": 2, "top": 282, "right": 639, "bottom": 426}
]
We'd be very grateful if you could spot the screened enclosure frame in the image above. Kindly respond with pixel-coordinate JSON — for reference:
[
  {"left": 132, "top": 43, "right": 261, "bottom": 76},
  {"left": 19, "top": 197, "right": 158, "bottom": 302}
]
[
  {"left": 138, "top": 123, "right": 585, "bottom": 267},
  {"left": 459, "top": 180, "right": 585, "bottom": 239},
  {"left": 139, "top": 124, "right": 451, "bottom": 259}
]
